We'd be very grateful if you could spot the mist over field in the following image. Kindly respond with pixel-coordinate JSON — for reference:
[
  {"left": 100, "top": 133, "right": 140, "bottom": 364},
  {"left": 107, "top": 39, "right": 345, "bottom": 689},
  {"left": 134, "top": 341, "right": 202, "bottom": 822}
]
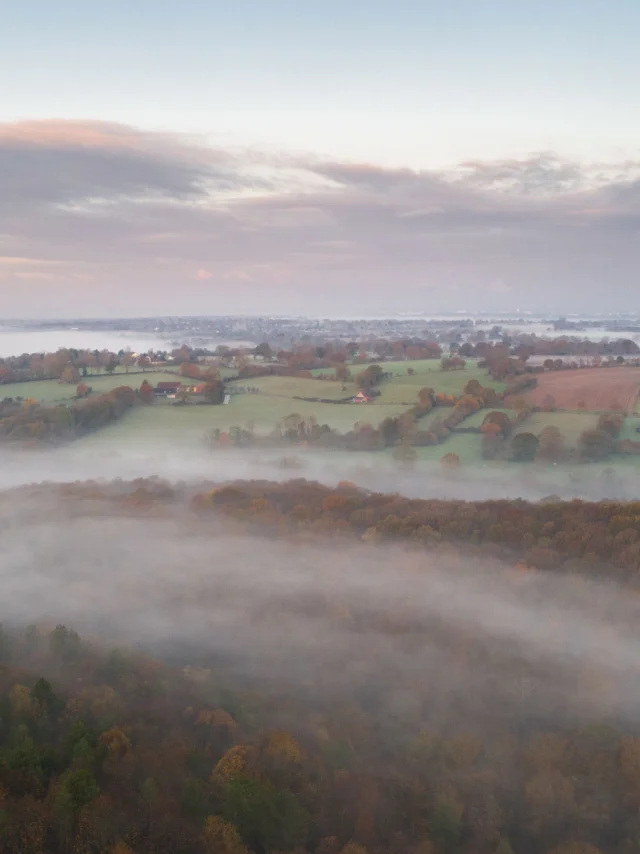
[{"left": 0, "top": 441, "right": 637, "bottom": 502}]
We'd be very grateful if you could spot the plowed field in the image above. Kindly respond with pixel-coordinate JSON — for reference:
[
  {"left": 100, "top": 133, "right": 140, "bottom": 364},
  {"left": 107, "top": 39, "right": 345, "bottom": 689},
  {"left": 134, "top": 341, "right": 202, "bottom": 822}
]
[{"left": 512, "top": 368, "right": 640, "bottom": 412}]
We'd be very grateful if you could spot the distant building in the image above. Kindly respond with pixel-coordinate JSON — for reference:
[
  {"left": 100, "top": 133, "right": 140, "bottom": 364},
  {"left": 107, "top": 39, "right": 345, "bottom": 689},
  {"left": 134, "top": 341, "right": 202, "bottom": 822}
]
[
  {"left": 353, "top": 391, "right": 372, "bottom": 403},
  {"left": 155, "top": 381, "right": 182, "bottom": 396}
]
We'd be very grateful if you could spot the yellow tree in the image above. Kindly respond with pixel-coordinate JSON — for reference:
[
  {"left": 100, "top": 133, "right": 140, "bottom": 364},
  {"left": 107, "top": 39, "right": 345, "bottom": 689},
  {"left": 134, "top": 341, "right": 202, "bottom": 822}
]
[{"left": 202, "top": 816, "right": 248, "bottom": 854}]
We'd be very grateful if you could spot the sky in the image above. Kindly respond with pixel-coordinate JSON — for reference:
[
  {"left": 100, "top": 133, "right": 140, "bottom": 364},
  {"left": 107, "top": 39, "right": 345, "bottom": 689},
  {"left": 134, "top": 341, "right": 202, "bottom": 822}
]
[{"left": 1, "top": 0, "right": 639, "bottom": 317}]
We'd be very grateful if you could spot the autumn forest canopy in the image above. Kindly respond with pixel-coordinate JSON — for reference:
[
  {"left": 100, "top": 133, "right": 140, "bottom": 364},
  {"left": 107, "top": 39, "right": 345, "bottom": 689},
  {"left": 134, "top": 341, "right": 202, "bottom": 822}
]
[{"left": 3, "top": 476, "right": 640, "bottom": 854}]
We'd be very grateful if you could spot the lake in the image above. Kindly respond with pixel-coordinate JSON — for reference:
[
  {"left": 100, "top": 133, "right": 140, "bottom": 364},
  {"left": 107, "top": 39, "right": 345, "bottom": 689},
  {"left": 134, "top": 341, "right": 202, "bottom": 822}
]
[{"left": 0, "top": 328, "right": 254, "bottom": 358}]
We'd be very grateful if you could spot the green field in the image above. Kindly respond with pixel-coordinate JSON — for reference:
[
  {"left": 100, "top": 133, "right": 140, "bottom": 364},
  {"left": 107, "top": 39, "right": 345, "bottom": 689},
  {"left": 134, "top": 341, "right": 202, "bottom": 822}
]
[
  {"left": 0, "top": 371, "right": 181, "bottom": 404},
  {"left": 77, "top": 394, "right": 417, "bottom": 449},
  {"left": 521, "top": 411, "right": 597, "bottom": 447},
  {"left": 10, "top": 359, "right": 621, "bottom": 470},
  {"left": 246, "top": 375, "right": 359, "bottom": 401},
  {"left": 68, "top": 361, "right": 506, "bottom": 451},
  {"left": 616, "top": 415, "right": 640, "bottom": 442}
]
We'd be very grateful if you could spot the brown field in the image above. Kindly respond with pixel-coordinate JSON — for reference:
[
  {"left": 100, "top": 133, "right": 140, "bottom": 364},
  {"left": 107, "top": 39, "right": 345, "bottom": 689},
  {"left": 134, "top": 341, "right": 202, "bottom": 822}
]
[{"left": 513, "top": 367, "right": 640, "bottom": 412}]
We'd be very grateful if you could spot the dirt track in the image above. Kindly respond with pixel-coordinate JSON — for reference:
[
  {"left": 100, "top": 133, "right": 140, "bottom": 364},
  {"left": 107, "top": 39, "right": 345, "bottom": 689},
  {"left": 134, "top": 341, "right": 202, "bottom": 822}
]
[{"left": 514, "top": 367, "right": 640, "bottom": 412}]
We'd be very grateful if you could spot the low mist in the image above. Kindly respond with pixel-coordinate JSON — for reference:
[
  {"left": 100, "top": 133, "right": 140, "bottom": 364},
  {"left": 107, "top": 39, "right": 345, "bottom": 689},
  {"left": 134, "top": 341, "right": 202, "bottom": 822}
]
[
  {"left": 0, "top": 439, "right": 637, "bottom": 502},
  {"left": 2, "top": 493, "right": 640, "bottom": 733}
]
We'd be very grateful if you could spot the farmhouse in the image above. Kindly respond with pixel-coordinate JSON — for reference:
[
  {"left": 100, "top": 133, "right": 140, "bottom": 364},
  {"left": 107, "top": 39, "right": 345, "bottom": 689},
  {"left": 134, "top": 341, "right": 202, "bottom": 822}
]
[{"left": 154, "top": 381, "right": 182, "bottom": 397}]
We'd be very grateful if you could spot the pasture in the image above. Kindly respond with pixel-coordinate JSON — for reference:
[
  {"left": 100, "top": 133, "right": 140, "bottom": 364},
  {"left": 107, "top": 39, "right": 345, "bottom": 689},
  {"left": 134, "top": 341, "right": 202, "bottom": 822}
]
[
  {"left": 246, "top": 375, "right": 358, "bottom": 401},
  {"left": 0, "top": 371, "right": 181, "bottom": 404},
  {"left": 14, "top": 358, "right": 638, "bottom": 471},
  {"left": 520, "top": 411, "right": 597, "bottom": 448},
  {"left": 77, "top": 394, "right": 417, "bottom": 449}
]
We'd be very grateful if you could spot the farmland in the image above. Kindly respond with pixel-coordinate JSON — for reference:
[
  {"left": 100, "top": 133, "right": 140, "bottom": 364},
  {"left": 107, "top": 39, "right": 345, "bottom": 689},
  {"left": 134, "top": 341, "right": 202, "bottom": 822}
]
[
  {"left": 6, "top": 357, "right": 640, "bottom": 469},
  {"left": 462, "top": 410, "right": 599, "bottom": 448},
  {"left": 516, "top": 367, "right": 640, "bottom": 413},
  {"left": 78, "top": 394, "right": 416, "bottom": 449},
  {"left": 0, "top": 371, "right": 181, "bottom": 404}
]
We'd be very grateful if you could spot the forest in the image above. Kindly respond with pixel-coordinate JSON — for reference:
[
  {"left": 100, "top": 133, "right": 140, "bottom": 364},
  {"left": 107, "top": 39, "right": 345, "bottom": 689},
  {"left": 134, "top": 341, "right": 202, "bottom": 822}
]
[{"left": 2, "top": 478, "right": 640, "bottom": 853}]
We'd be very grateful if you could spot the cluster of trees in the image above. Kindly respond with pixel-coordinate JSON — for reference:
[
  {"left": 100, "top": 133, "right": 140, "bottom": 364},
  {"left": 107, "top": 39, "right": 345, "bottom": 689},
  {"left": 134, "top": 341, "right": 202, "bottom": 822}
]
[
  {"left": 459, "top": 336, "right": 640, "bottom": 360},
  {"left": 440, "top": 356, "right": 467, "bottom": 372},
  {"left": 363, "top": 337, "right": 442, "bottom": 361},
  {"left": 483, "top": 410, "right": 637, "bottom": 466},
  {"left": 0, "top": 386, "right": 136, "bottom": 443},
  {"left": 196, "top": 478, "right": 640, "bottom": 578},
  {"left": 354, "top": 365, "right": 387, "bottom": 391},
  {"left": 6, "top": 479, "right": 640, "bottom": 852},
  {"left": 240, "top": 339, "right": 442, "bottom": 377},
  {"left": 0, "top": 348, "right": 157, "bottom": 385}
]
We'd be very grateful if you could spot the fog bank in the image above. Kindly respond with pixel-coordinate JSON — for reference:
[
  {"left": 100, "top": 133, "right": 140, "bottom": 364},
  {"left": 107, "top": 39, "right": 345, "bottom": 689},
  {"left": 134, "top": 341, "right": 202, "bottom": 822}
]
[
  {"left": 0, "top": 442, "right": 637, "bottom": 503},
  {"left": 1, "top": 500, "right": 640, "bottom": 729}
]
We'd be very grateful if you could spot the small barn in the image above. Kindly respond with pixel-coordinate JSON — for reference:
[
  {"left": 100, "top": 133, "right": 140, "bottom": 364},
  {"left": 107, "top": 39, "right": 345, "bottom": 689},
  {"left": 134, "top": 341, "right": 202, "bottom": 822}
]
[
  {"left": 352, "top": 391, "right": 372, "bottom": 403},
  {"left": 155, "top": 381, "right": 182, "bottom": 397}
]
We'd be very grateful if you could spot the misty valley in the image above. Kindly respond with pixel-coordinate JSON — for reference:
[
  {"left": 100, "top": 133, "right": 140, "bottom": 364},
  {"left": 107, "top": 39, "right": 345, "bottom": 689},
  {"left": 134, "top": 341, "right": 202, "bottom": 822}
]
[
  {"left": 2, "top": 476, "right": 640, "bottom": 854},
  {"left": 3, "top": 320, "right": 640, "bottom": 854},
  {"left": 3, "top": 0, "right": 640, "bottom": 845}
]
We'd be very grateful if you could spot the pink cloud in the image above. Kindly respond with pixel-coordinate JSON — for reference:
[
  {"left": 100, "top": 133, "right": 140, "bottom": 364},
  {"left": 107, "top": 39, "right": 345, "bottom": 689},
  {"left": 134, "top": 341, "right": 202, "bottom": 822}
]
[{"left": 195, "top": 268, "right": 213, "bottom": 280}]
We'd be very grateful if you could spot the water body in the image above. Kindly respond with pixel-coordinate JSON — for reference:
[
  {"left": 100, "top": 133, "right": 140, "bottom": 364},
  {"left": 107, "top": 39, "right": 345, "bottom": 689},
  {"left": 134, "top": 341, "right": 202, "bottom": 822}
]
[{"left": 0, "top": 328, "right": 253, "bottom": 358}]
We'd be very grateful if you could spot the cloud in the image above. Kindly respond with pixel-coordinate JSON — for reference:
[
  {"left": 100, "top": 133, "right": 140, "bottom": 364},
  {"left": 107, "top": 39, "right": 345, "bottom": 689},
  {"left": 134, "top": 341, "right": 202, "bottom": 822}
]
[{"left": 0, "top": 120, "right": 639, "bottom": 315}]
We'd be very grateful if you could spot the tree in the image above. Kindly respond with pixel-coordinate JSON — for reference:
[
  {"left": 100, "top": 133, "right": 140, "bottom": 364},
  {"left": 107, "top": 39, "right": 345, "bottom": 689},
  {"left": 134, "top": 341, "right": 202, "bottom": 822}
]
[
  {"left": 546, "top": 843, "right": 604, "bottom": 854},
  {"left": 335, "top": 364, "right": 350, "bottom": 382},
  {"left": 49, "top": 624, "right": 82, "bottom": 663},
  {"left": 202, "top": 366, "right": 221, "bottom": 383},
  {"left": 60, "top": 365, "right": 81, "bottom": 384},
  {"left": 254, "top": 342, "right": 273, "bottom": 360},
  {"left": 418, "top": 387, "right": 434, "bottom": 407},
  {"left": 464, "top": 379, "right": 483, "bottom": 396},
  {"left": 541, "top": 394, "right": 556, "bottom": 412},
  {"left": 429, "top": 791, "right": 464, "bottom": 853},
  {"left": 392, "top": 442, "right": 417, "bottom": 466},
  {"left": 121, "top": 353, "right": 136, "bottom": 374},
  {"left": 202, "top": 816, "right": 249, "bottom": 854},
  {"left": 105, "top": 359, "right": 119, "bottom": 375},
  {"left": 137, "top": 355, "right": 151, "bottom": 372},
  {"left": 482, "top": 411, "right": 512, "bottom": 438},
  {"left": 578, "top": 428, "right": 613, "bottom": 461},
  {"left": 597, "top": 413, "right": 624, "bottom": 438},
  {"left": 440, "top": 452, "right": 460, "bottom": 469},
  {"left": 180, "top": 362, "right": 202, "bottom": 379},
  {"left": 138, "top": 380, "right": 155, "bottom": 405},
  {"left": 203, "top": 380, "right": 225, "bottom": 405},
  {"left": 220, "top": 775, "right": 307, "bottom": 853},
  {"left": 511, "top": 432, "right": 540, "bottom": 462},
  {"left": 537, "top": 426, "right": 565, "bottom": 462},
  {"left": 482, "top": 425, "right": 504, "bottom": 460},
  {"left": 76, "top": 383, "right": 91, "bottom": 399},
  {"left": 355, "top": 364, "right": 384, "bottom": 389},
  {"left": 59, "top": 769, "right": 100, "bottom": 812}
]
